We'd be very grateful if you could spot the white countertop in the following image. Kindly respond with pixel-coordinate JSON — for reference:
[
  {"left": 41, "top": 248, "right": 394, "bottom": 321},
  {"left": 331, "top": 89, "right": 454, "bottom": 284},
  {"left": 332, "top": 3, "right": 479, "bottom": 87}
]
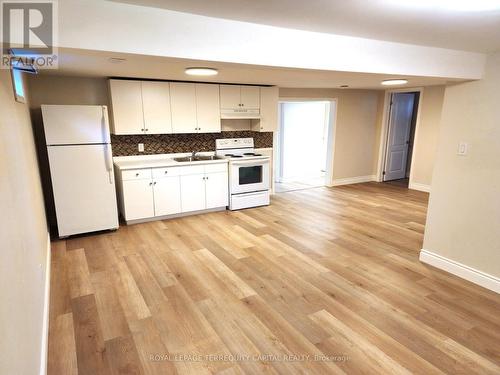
[{"left": 113, "top": 153, "right": 228, "bottom": 170}]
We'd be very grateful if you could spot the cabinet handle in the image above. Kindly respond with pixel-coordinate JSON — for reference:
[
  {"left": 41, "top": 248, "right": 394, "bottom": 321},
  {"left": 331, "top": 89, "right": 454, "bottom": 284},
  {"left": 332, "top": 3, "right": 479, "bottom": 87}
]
[
  {"left": 153, "top": 181, "right": 157, "bottom": 185},
  {"left": 136, "top": 173, "right": 139, "bottom": 176},
  {"left": 164, "top": 171, "right": 168, "bottom": 174},
  {"left": 144, "top": 128, "right": 149, "bottom": 131},
  {"left": 149, "top": 182, "right": 153, "bottom": 186}
]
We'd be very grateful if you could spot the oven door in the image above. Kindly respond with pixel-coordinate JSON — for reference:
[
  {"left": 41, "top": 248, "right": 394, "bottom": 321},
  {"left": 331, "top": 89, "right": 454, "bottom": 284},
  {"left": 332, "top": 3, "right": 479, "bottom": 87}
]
[{"left": 230, "top": 159, "right": 270, "bottom": 194}]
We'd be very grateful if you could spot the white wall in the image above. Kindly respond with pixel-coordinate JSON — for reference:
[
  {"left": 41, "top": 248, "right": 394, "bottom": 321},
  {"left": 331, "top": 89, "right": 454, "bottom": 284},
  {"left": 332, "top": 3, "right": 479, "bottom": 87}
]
[
  {"left": 411, "top": 86, "right": 445, "bottom": 188},
  {"left": 0, "top": 70, "right": 50, "bottom": 374},
  {"left": 422, "top": 52, "right": 500, "bottom": 285},
  {"left": 57, "top": 0, "right": 485, "bottom": 79}
]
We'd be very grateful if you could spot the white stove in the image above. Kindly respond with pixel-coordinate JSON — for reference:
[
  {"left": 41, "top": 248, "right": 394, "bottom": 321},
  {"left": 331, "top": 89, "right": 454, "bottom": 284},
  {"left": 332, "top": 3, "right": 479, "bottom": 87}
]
[{"left": 216, "top": 138, "right": 270, "bottom": 210}]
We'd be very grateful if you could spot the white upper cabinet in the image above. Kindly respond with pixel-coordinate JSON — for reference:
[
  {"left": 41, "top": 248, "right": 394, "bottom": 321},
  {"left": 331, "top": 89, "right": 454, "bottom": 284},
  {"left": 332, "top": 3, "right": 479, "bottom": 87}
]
[
  {"left": 252, "top": 86, "right": 279, "bottom": 132},
  {"left": 109, "top": 79, "right": 172, "bottom": 135},
  {"left": 109, "top": 80, "right": 144, "bottom": 135},
  {"left": 240, "top": 86, "right": 260, "bottom": 109},
  {"left": 142, "top": 81, "right": 172, "bottom": 134},
  {"left": 195, "top": 83, "right": 221, "bottom": 133},
  {"left": 170, "top": 82, "right": 198, "bottom": 134},
  {"left": 220, "top": 85, "right": 261, "bottom": 119},
  {"left": 220, "top": 85, "right": 241, "bottom": 109},
  {"left": 171, "top": 83, "right": 221, "bottom": 133},
  {"left": 220, "top": 85, "right": 260, "bottom": 109},
  {"left": 110, "top": 79, "right": 273, "bottom": 133}
]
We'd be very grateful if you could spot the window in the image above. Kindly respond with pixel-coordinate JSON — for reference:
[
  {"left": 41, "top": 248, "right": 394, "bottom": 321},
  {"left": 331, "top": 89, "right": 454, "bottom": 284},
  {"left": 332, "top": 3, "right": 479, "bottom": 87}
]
[{"left": 11, "top": 68, "right": 26, "bottom": 103}]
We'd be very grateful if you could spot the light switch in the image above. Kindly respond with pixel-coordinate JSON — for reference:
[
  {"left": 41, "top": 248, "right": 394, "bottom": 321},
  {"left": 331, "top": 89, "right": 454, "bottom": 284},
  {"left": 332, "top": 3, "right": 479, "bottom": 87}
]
[
  {"left": 457, "top": 142, "right": 468, "bottom": 156},
  {"left": 138, "top": 143, "right": 144, "bottom": 152}
]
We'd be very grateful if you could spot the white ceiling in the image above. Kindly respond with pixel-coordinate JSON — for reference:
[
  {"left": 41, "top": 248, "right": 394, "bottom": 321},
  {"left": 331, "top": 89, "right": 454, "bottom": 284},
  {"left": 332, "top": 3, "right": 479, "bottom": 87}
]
[
  {"left": 111, "top": 0, "right": 500, "bottom": 53},
  {"left": 46, "top": 48, "right": 465, "bottom": 89}
]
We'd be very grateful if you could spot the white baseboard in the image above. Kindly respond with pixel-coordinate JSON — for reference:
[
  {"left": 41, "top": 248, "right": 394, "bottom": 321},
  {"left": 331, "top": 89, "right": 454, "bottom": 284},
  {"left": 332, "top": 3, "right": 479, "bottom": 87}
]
[
  {"left": 40, "top": 233, "right": 51, "bottom": 375},
  {"left": 409, "top": 182, "right": 431, "bottom": 193},
  {"left": 330, "top": 175, "right": 376, "bottom": 187},
  {"left": 420, "top": 249, "right": 500, "bottom": 294}
]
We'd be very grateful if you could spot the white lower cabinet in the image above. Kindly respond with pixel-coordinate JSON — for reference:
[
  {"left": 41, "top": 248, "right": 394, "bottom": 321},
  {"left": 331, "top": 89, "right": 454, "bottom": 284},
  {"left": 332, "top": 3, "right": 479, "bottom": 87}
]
[
  {"left": 117, "top": 163, "right": 228, "bottom": 222},
  {"left": 205, "top": 172, "right": 229, "bottom": 209},
  {"left": 153, "top": 176, "right": 181, "bottom": 216},
  {"left": 122, "top": 179, "right": 155, "bottom": 220},
  {"left": 180, "top": 174, "right": 207, "bottom": 212}
]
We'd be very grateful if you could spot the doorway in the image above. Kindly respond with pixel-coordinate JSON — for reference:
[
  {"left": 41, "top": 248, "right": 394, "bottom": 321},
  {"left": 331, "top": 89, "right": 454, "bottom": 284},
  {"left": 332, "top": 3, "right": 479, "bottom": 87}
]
[
  {"left": 275, "top": 100, "right": 335, "bottom": 193},
  {"left": 382, "top": 91, "right": 420, "bottom": 187}
]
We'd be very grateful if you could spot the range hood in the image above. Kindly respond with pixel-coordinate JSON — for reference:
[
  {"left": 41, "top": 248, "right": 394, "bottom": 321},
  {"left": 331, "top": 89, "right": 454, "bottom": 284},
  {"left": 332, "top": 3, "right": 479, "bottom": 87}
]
[{"left": 220, "top": 108, "right": 261, "bottom": 119}]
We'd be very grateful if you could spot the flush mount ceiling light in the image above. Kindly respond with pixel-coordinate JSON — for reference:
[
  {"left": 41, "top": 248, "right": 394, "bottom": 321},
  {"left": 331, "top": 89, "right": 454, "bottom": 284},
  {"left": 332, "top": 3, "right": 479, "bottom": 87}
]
[
  {"left": 386, "top": 0, "right": 500, "bottom": 11},
  {"left": 381, "top": 79, "right": 408, "bottom": 86},
  {"left": 185, "top": 67, "right": 218, "bottom": 76}
]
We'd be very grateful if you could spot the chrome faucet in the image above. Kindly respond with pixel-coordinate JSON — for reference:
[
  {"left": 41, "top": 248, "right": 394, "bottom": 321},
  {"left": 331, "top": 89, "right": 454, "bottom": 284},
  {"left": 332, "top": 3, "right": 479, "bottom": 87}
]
[{"left": 191, "top": 151, "right": 198, "bottom": 159}]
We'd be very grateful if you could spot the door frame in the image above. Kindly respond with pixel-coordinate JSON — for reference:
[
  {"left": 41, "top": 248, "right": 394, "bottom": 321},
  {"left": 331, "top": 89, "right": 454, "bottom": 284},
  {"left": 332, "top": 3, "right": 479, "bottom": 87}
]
[
  {"left": 275, "top": 98, "right": 338, "bottom": 187},
  {"left": 376, "top": 87, "right": 424, "bottom": 187}
]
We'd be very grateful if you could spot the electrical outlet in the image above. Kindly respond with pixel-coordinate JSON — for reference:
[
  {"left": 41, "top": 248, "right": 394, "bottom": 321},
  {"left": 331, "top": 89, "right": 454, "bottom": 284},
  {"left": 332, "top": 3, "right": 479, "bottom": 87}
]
[
  {"left": 457, "top": 142, "right": 468, "bottom": 156},
  {"left": 138, "top": 143, "right": 144, "bottom": 152}
]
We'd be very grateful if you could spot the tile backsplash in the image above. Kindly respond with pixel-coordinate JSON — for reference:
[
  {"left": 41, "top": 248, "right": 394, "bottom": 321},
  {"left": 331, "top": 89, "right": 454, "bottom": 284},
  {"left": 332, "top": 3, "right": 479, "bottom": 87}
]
[{"left": 111, "top": 131, "right": 273, "bottom": 156}]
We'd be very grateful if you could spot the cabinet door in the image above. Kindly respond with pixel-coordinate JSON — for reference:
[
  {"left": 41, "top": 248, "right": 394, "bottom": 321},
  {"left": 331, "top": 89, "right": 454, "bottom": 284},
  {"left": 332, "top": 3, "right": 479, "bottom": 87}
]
[
  {"left": 142, "top": 81, "right": 172, "bottom": 134},
  {"left": 180, "top": 174, "right": 206, "bottom": 212},
  {"left": 153, "top": 176, "right": 181, "bottom": 216},
  {"left": 241, "top": 86, "right": 260, "bottom": 109},
  {"left": 109, "top": 80, "right": 144, "bottom": 134},
  {"left": 220, "top": 85, "right": 241, "bottom": 109},
  {"left": 196, "top": 84, "right": 221, "bottom": 133},
  {"left": 170, "top": 83, "right": 197, "bottom": 134},
  {"left": 252, "top": 86, "right": 278, "bottom": 132},
  {"left": 122, "top": 179, "right": 154, "bottom": 220},
  {"left": 205, "top": 172, "right": 228, "bottom": 209}
]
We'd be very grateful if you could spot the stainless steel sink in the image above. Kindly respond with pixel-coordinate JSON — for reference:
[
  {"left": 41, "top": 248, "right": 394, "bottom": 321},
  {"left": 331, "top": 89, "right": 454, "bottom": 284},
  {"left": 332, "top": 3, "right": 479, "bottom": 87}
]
[
  {"left": 173, "top": 155, "right": 223, "bottom": 162},
  {"left": 173, "top": 156, "right": 194, "bottom": 162}
]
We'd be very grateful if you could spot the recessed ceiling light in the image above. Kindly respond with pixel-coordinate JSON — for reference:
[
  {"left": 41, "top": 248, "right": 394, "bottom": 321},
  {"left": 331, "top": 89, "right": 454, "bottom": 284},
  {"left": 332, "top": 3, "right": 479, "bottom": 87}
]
[
  {"left": 381, "top": 79, "right": 408, "bottom": 86},
  {"left": 109, "top": 57, "right": 126, "bottom": 63},
  {"left": 185, "top": 67, "right": 218, "bottom": 76},
  {"left": 386, "top": 0, "right": 500, "bottom": 11}
]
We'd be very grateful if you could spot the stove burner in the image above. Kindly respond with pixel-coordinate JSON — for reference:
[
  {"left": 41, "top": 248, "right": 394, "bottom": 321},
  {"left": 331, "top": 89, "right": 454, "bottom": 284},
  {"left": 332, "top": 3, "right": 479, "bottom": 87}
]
[
  {"left": 225, "top": 154, "right": 243, "bottom": 158},
  {"left": 243, "top": 153, "right": 262, "bottom": 156}
]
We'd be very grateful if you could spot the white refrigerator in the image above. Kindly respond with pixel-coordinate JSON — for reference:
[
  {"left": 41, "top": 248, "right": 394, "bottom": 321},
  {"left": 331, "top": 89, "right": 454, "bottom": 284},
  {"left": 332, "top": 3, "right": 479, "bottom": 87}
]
[{"left": 42, "top": 105, "right": 119, "bottom": 237}]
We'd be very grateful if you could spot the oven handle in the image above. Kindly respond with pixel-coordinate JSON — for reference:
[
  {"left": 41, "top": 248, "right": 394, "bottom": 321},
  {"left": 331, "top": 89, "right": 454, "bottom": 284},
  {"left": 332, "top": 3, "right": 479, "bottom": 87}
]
[{"left": 231, "top": 158, "right": 270, "bottom": 166}]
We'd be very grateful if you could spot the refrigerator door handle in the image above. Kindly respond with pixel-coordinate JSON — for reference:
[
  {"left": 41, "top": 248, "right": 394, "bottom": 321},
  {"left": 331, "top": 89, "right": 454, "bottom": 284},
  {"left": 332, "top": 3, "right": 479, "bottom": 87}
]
[
  {"left": 104, "top": 144, "right": 114, "bottom": 184},
  {"left": 101, "top": 106, "right": 108, "bottom": 143}
]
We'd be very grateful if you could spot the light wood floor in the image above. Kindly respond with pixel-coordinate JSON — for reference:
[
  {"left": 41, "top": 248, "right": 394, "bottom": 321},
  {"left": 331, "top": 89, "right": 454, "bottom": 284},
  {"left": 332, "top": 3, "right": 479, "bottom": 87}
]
[{"left": 48, "top": 182, "right": 500, "bottom": 375}]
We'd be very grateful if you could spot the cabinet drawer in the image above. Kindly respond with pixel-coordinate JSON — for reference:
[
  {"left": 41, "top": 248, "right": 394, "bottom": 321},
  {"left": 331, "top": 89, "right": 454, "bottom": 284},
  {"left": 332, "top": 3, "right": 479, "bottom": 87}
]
[
  {"left": 204, "top": 163, "right": 228, "bottom": 174},
  {"left": 177, "top": 165, "right": 205, "bottom": 175},
  {"left": 121, "top": 168, "right": 152, "bottom": 181},
  {"left": 152, "top": 166, "right": 182, "bottom": 178}
]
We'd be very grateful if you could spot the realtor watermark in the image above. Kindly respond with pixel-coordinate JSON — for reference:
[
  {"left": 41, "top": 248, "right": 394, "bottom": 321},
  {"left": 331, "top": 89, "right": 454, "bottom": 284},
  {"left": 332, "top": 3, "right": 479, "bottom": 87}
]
[
  {"left": 149, "top": 353, "right": 350, "bottom": 363},
  {"left": 1, "top": 0, "right": 58, "bottom": 69}
]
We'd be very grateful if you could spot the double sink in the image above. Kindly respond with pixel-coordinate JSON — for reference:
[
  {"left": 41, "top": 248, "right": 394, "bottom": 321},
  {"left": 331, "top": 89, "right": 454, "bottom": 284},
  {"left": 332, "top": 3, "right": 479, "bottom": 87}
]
[{"left": 173, "top": 155, "right": 224, "bottom": 163}]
